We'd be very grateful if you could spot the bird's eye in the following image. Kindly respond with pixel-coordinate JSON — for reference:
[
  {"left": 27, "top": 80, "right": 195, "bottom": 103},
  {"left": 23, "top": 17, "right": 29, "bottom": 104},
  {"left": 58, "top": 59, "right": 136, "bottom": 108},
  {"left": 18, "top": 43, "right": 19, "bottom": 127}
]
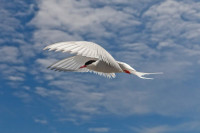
[{"left": 85, "top": 60, "right": 96, "bottom": 66}]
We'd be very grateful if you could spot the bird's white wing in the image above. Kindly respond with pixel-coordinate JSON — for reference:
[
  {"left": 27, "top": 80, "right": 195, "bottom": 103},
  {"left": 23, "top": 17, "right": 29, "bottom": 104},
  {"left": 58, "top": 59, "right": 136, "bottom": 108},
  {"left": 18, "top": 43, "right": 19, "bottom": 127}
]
[
  {"left": 88, "top": 71, "right": 116, "bottom": 79},
  {"left": 48, "top": 55, "right": 94, "bottom": 72},
  {"left": 43, "top": 41, "right": 122, "bottom": 71},
  {"left": 48, "top": 55, "right": 116, "bottom": 78}
]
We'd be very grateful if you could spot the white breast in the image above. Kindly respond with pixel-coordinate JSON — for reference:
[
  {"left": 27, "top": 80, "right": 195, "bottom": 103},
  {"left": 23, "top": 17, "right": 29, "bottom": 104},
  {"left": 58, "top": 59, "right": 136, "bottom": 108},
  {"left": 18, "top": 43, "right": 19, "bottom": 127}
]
[{"left": 87, "top": 60, "right": 123, "bottom": 73}]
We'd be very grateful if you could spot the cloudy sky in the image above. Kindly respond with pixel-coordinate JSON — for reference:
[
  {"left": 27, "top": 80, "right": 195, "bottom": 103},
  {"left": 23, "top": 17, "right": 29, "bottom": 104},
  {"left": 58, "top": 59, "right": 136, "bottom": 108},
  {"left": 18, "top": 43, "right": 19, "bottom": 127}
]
[{"left": 1, "top": 0, "right": 200, "bottom": 133}]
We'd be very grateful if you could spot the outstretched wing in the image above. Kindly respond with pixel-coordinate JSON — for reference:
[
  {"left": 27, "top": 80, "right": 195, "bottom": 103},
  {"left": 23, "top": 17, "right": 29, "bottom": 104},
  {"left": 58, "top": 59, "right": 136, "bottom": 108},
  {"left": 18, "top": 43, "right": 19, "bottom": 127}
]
[
  {"left": 48, "top": 55, "right": 94, "bottom": 72},
  {"left": 43, "top": 41, "right": 122, "bottom": 71},
  {"left": 48, "top": 55, "right": 116, "bottom": 78},
  {"left": 88, "top": 71, "right": 116, "bottom": 79}
]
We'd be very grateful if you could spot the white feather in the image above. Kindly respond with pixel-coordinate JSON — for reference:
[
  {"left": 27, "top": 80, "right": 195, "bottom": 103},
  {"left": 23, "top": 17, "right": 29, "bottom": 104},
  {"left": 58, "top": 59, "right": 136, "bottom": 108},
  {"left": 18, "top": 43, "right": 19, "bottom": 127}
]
[{"left": 44, "top": 41, "right": 121, "bottom": 70}]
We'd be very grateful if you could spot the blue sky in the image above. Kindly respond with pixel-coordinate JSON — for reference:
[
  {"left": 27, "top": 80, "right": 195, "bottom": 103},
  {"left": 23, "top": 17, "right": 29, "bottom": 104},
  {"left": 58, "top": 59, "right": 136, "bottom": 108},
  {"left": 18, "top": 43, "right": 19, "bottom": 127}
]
[{"left": 1, "top": 0, "right": 200, "bottom": 133}]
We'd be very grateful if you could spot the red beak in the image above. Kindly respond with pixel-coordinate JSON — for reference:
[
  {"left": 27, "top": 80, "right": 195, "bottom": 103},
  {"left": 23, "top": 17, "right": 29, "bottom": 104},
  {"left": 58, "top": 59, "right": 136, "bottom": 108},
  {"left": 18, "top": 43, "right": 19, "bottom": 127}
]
[
  {"left": 124, "top": 70, "right": 131, "bottom": 74},
  {"left": 80, "top": 65, "right": 87, "bottom": 68}
]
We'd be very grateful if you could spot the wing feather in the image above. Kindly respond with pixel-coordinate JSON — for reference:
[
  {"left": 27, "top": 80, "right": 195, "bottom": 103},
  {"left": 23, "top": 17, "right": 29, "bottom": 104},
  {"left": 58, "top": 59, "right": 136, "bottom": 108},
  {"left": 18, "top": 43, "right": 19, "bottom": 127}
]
[
  {"left": 48, "top": 55, "right": 96, "bottom": 72},
  {"left": 63, "top": 45, "right": 80, "bottom": 52},
  {"left": 70, "top": 46, "right": 83, "bottom": 54},
  {"left": 88, "top": 70, "right": 116, "bottom": 79},
  {"left": 44, "top": 41, "right": 122, "bottom": 71},
  {"left": 77, "top": 47, "right": 86, "bottom": 54},
  {"left": 47, "top": 55, "right": 116, "bottom": 78},
  {"left": 49, "top": 42, "right": 67, "bottom": 51}
]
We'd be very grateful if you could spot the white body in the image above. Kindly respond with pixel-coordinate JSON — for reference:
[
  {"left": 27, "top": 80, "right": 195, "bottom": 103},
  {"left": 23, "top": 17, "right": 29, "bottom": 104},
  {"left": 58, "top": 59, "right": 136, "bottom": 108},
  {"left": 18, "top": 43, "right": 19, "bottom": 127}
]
[
  {"left": 44, "top": 41, "right": 162, "bottom": 79},
  {"left": 87, "top": 60, "right": 122, "bottom": 73}
]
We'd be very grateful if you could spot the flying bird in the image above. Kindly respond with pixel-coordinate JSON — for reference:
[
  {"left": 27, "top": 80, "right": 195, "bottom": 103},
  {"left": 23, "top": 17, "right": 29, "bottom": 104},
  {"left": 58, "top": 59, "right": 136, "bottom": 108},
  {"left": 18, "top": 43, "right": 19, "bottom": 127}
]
[{"left": 43, "top": 41, "right": 162, "bottom": 79}]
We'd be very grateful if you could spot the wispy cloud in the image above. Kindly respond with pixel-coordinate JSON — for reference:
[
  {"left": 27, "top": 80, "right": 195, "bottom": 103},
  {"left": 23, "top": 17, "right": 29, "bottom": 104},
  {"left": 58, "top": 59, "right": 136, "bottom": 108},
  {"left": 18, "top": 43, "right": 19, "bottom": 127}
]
[
  {"left": 143, "top": 0, "right": 200, "bottom": 47},
  {"left": 0, "top": 1, "right": 36, "bottom": 87},
  {"left": 13, "top": 91, "right": 32, "bottom": 102},
  {"left": 133, "top": 125, "right": 168, "bottom": 133},
  {"left": 8, "top": 76, "right": 24, "bottom": 81},
  {"left": 0, "top": 46, "right": 21, "bottom": 63},
  {"left": 133, "top": 121, "right": 200, "bottom": 133},
  {"left": 34, "top": 118, "right": 48, "bottom": 125},
  {"left": 88, "top": 127, "right": 110, "bottom": 133},
  {"left": 30, "top": 0, "right": 141, "bottom": 48},
  {"left": 0, "top": 0, "right": 35, "bottom": 45}
]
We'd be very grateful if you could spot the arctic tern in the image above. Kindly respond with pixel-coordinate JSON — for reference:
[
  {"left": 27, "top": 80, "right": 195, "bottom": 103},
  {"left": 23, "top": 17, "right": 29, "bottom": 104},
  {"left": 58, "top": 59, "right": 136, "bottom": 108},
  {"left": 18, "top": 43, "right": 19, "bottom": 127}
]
[{"left": 43, "top": 41, "right": 162, "bottom": 79}]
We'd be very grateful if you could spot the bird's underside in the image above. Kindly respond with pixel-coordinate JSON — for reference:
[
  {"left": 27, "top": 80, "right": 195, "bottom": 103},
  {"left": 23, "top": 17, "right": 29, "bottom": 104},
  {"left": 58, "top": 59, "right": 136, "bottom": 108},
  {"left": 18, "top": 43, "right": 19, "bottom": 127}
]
[{"left": 47, "top": 55, "right": 118, "bottom": 78}]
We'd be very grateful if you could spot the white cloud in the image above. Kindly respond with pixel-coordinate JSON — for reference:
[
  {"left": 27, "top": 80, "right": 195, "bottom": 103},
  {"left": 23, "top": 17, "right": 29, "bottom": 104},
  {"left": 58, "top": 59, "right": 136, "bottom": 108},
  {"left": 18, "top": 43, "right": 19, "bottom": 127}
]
[
  {"left": 13, "top": 91, "right": 32, "bottom": 102},
  {"left": 35, "top": 87, "right": 50, "bottom": 97},
  {"left": 0, "top": 1, "right": 35, "bottom": 87},
  {"left": 8, "top": 76, "right": 24, "bottom": 81},
  {"left": 34, "top": 118, "right": 48, "bottom": 124},
  {"left": 0, "top": 9, "right": 23, "bottom": 44},
  {"left": 143, "top": 0, "right": 200, "bottom": 45},
  {"left": 32, "top": 69, "right": 200, "bottom": 122},
  {"left": 103, "top": 89, "right": 150, "bottom": 115},
  {"left": 35, "top": 81, "right": 105, "bottom": 115},
  {"left": 36, "top": 58, "right": 57, "bottom": 68},
  {"left": 0, "top": 1, "right": 35, "bottom": 45},
  {"left": 33, "top": 29, "right": 83, "bottom": 49},
  {"left": 88, "top": 127, "right": 110, "bottom": 133},
  {"left": 133, "top": 121, "right": 200, "bottom": 133},
  {"left": 133, "top": 125, "right": 168, "bottom": 133},
  {"left": 32, "top": 0, "right": 140, "bottom": 31},
  {"left": 0, "top": 46, "right": 21, "bottom": 63},
  {"left": 0, "top": 63, "right": 26, "bottom": 87},
  {"left": 31, "top": 0, "right": 141, "bottom": 48}
]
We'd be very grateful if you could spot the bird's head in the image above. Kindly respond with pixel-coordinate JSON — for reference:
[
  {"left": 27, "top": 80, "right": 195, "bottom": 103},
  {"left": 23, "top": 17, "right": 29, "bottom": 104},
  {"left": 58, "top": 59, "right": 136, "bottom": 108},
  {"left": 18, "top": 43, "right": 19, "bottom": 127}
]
[
  {"left": 80, "top": 60, "right": 97, "bottom": 68},
  {"left": 117, "top": 61, "right": 163, "bottom": 79},
  {"left": 117, "top": 61, "right": 136, "bottom": 74}
]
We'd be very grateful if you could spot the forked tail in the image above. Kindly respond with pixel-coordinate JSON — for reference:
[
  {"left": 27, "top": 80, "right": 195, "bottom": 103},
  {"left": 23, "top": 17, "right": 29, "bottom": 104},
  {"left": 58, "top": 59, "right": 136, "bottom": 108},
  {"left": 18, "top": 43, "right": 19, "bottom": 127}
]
[{"left": 130, "top": 70, "right": 163, "bottom": 79}]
